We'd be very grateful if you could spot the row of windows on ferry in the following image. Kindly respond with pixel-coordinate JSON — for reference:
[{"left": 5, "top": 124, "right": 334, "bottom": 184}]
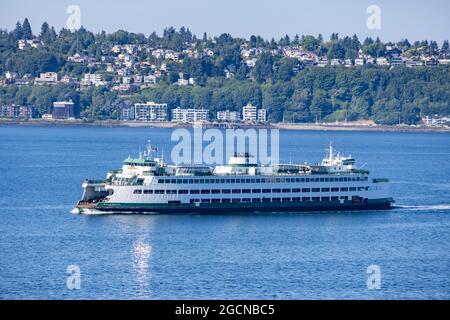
[
  {"left": 133, "top": 186, "right": 370, "bottom": 195},
  {"left": 155, "top": 176, "right": 369, "bottom": 184},
  {"left": 184, "top": 196, "right": 353, "bottom": 204}
]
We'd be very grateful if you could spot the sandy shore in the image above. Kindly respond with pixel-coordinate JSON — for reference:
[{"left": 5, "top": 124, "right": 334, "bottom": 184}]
[{"left": 1, "top": 119, "right": 449, "bottom": 133}]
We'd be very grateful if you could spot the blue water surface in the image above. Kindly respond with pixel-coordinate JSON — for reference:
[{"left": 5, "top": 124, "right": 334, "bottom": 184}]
[{"left": 0, "top": 125, "right": 449, "bottom": 299}]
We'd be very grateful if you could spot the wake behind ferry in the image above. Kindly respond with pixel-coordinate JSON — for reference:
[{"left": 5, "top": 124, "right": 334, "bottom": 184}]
[{"left": 73, "top": 143, "right": 393, "bottom": 214}]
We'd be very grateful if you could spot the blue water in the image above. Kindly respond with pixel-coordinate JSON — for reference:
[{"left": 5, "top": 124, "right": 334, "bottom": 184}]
[{"left": 0, "top": 125, "right": 450, "bottom": 299}]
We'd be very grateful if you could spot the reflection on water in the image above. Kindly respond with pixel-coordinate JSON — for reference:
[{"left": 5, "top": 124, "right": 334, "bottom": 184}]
[{"left": 132, "top": 239, "right": 152, "bottom": 297}]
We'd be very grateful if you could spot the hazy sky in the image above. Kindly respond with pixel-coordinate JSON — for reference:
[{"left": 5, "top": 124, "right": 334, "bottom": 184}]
[{"left": 1, "top": 0, "right": 449, "bottom": 43}]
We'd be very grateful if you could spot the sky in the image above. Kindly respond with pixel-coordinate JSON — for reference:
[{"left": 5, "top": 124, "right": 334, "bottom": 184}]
[{"left": 1, "top": 0, "right": 449, "bottom": 44}]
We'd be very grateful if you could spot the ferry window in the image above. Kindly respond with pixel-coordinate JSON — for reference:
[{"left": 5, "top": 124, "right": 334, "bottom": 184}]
[
  {"left": 365, "top": 187, "right": 370, "bottom": 191},
  {"left": 245, "top": 179, "right": 251, "bottom": 183},
  {"left": 276, "top": 178, "right": 281, "bottom": 183},
  {"left": 232, "top": 189, "right": 241, "bottom": 194},
  {"left": 320, "top": 178, "right": 325, "bottom": 182},
  {"left": 292, "top": 188, "right": 301, "bottom": 193},
  {"left": 340, "top": 196, "right": 348, "bottom": 200},
  {"left": 190, "top": 190, "right": 200, "bottom": 194},
  {"left": 272, "top": 188, "right": 281, "bottom": 193},
  {"left": 222, "top": 199, "right": 231, "bottom": 203},
  {"left": 201, "top": 190, "right": 210, "bottom": 194},
  {"left": 339, "top": 178, "right": 344, "bottom": 182},
  {"left": 262, "top": 198, "right": 271, "bottom": 202},
  {"left": 292, "top": 197, "right": 301, "bottom": 202},
  {"left": 251, "top": 179, "right": 256, "bottom": 183},
  {"left": 315, "top": 178, "right": 320, "bottom": 182},
  {"left": 220, "top": 179, "right": 226, "bottom": 183},
  {"left": 212, "top": 199, "right": 221, "bottom": 203},
  {"left": 143, "top": 190, "right": 153, "bottom": 194},
  {"left": 188, "top": 179, "right": 194, "bottom": 184},
  {"left": 155, "top": 190, "right": 164, "bottom": 194},
  {"left": 312, "top": 197, "right": 320, "bottom": 201},
  {"left": 170, "top": 179, "right": 176, "bottom": 184},
  {"left": 272, "top": 198, "right": 281, "bottom": 202},
  {"left": 282, "top": 197, "right": 291, "bottom": 202},
  {"left": 252, "top": 189, "right": 261, "bottom": 193},
  {"left": 242, "top": 189, "right": 251, "bottom": 194},
  {"left": 321, "top": 188, "right": 330, "bottom": 192},
  {"left": 252, "top": 198, "right": 261, "bottom": 203},
  {"left": 232, "top": 199, "right": 241, "bottom": 203},
  {"left": 256, "top": 179, "right": 261, "bottom": 183},
  {"left": 242, "top": 199, "right": 251, "bottom": 203},
  {"left": 343, "top": 178, "right": 348, "bottom": 182},
  {"left": 302, "top": 188, "right": 310, "bottom": 192},
  {"left": 358, "top": 187, "right": 365, "bottom": 191},
  {"left": 305, "top": 178, "right": 310, "bottom": 182},
  {"left": 282, "top": 188, "right": 291, "bottom": 193},
  {"left": 199, "top": 179, "right": 205, "bottom": 184},
  {"left": 133, "top": 189, "right": 142, "bottom": 194},
  {"left": 312, "top": 188, "right": 320, "bottom": 192},
  {"left": 178, "top": 190, "right": 188, "bottom": 194},
  {"left": 157, "top": 179, "right": 163, "bottom": 184},
  {"left": 325, "top": 178, "right": 330, "bottom": 182},
  {"left": 201, "top": 199, "right": 210, "bottom": 203},
  {"left": 331, "top": 196, "right": 339, "bottom": 201},
  {"left": 296, "top": 178, "right": 301, "bottom": 182},
  {"left": 212, "top": 189, "right": 221, "bottom": 194},
  {"left": 167, "top": 190, "right": 177, "bottom": 194},
  {"left": 302, "top": 197, "right": 311, "bottom": 201},
  {"left": 262, "top": 189, "right": 271, "bottom": 193},
  {"left": 301, "top": 178, "right": 305, "bottom": 182},
  {"left": 321, "top": 197, "right": 330, "bottom": 201},
  {"left": 222, "top": 189, "right": 231, "bottom": 194},
  {"left": 331, "top": 188, "right": 339, "bottom": 192},
  {"left": 235, "top": 179, "right": 241, "bottom": 183},
  {"left": 349, "top": 187, "right": 357, "bottom": 191},
  {"left": 226, "top": 179, "right": 231, "bottom": 183}
]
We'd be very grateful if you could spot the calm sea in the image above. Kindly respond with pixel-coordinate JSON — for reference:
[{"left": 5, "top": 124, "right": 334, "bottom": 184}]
[{"left": 0, "top": 125, "right": 449, "bottom": 299}]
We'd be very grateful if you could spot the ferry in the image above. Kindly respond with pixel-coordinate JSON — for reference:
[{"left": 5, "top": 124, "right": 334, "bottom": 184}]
[{"left": 73, "top": 143, "right": 393, "bottom": 214}]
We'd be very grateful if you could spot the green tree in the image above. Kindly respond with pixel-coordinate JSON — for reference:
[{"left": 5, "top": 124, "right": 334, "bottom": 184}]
[{"left": 22, "top": 18, "right": 33, "bottom": 39}]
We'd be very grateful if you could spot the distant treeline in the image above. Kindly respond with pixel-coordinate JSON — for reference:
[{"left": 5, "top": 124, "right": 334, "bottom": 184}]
[{"left": 2, "top": 65, "right": 449, "bottom": 124}]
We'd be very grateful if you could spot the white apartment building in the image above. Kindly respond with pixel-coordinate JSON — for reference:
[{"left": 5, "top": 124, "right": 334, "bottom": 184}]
[
  {"left": 258, "top": 109, "right": 267, "bottom": 122},
  {"left": 217, "top": 110, "right": 240, "bottom": 122},
  {"left": 134, "top": 102, "right": 168, "bottom": 122},
  {"left": 171, "top": 108, "right": 209, "bottom": 123},
  {"left": 242, "top": 104, "right": 257, "bottom": 122}
]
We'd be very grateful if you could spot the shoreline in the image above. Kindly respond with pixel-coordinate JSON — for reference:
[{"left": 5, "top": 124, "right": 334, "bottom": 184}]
[{"left": 1, "top": 119, "right": 449, "bottom": 133}]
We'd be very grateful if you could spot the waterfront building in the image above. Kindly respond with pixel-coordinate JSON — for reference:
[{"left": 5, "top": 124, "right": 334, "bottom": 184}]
[
  {"left": 171, "top": 108, "right": 209, "bottom": 123},
  {"left": 217, "top": 110, "right": 240, "bottom": 122},
  {"left": 242, "top": 104, "right": 257, "bottom": 122},
  {"left": 134, "top": 102, "right": 168, "bottom": 122},
  {"left": 52, "top": 101, "right": 75, "bottom": 120}
]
